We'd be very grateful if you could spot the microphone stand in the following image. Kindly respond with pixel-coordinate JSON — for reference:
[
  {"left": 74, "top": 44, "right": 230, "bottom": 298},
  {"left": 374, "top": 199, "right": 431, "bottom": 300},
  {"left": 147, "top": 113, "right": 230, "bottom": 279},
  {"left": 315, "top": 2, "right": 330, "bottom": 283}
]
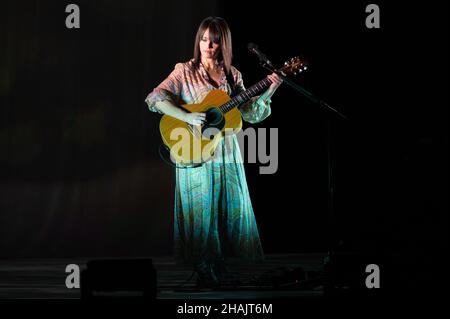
[
  {"left": 257, "top": 58, "right": 347, "bottom": 251},
  {"left": 259, "top": 61, "right": 347, "bottom": 120}
]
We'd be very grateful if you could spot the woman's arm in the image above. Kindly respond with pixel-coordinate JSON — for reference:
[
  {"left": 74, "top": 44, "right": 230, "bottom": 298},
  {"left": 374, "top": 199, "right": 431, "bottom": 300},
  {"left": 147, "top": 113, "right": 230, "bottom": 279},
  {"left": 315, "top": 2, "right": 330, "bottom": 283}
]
[
  {"left": 154, "top": 100, "right": 205, "bottom": 125},
  {"left": 234, "top": 70, "right": 283, "bottom": 124},
  {"left": 264, "top": 73, "right": 283, "bottom": 99},
  {"left": 145, "top": 63, "right": 205, "bottom": 125}
]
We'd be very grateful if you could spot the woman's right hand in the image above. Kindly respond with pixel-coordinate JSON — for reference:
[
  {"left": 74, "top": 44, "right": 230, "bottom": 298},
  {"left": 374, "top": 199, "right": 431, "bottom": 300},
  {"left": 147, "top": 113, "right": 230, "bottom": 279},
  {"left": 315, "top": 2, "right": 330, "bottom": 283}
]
[{"left": 184, "top": 112, "right": 206, "bottom": 125}]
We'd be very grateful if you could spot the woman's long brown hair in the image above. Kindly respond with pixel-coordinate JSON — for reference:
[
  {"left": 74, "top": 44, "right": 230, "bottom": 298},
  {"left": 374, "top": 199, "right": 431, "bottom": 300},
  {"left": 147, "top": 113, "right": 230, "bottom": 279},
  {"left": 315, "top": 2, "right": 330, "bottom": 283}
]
[{"left": 192, "top": 17, "right": 232, "bottom": 74}]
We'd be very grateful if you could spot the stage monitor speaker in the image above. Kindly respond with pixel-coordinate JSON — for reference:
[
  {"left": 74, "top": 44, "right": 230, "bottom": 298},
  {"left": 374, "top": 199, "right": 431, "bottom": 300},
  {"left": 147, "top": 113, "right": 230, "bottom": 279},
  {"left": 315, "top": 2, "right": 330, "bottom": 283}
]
[{"left": 80, "top": 258, "right": 157, "bottom": 300}]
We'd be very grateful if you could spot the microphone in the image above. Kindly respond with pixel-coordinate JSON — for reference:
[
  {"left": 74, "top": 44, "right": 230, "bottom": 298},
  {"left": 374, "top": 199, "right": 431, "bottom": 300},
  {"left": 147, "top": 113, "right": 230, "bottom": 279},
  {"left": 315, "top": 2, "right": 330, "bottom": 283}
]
[{"left": 247, "top": 42, "right": 274, "bottom": 67}]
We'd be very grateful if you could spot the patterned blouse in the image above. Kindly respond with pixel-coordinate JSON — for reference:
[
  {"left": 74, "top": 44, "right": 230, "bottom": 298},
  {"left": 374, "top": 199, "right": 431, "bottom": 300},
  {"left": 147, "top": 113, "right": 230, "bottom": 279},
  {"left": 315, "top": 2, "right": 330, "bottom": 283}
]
[{"left": 145, "top": 59, "right": 272, "bottom": 124}]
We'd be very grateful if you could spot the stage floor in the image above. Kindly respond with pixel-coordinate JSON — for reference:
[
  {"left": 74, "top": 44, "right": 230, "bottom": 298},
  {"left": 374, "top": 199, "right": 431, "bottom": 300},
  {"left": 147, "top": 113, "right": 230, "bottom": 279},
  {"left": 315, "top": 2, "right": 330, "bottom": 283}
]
[{"left": 0, "top": 253, "right": 326, "bottom": 299}]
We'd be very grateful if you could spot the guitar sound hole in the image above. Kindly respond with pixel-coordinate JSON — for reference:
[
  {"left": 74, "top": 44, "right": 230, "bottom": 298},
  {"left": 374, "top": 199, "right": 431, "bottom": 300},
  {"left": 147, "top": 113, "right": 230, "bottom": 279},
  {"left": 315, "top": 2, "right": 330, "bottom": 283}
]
[
  {"left": 205, "top": 107, "right": 223, "bottom": 125},
  {"left": 202, "top": 107, "right": 225, "bottom": 139}
]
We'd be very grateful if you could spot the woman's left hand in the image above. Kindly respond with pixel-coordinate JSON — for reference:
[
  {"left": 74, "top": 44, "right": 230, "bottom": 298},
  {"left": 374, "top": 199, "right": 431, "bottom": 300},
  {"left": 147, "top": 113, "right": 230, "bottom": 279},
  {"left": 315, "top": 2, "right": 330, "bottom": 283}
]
[{"left": 267, "top": 73, "right": 283, "bottom": 96}]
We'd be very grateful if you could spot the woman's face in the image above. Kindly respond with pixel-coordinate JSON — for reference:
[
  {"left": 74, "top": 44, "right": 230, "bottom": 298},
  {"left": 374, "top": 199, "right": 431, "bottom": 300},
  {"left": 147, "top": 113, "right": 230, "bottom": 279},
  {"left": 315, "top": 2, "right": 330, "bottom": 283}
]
[{"left": 199, "top": 28, "right": 220, "bottom": 60}]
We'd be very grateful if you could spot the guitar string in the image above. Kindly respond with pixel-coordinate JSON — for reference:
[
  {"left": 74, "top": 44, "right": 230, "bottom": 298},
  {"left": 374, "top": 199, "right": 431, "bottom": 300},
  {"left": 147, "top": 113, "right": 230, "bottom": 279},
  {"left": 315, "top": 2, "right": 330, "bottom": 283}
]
[{"left": 219, "top": 78, "right": 272, "bottom": 113}]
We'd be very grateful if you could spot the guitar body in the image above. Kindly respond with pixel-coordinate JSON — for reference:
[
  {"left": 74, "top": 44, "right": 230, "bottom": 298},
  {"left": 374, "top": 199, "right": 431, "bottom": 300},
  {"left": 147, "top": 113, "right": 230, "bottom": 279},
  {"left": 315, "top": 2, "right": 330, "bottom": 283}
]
[
  {"left": 158, "top": 56, "right": 306, "bottom": 166},
  {"left": 159, "top": 89, "right": 242, "bottom": 165}
]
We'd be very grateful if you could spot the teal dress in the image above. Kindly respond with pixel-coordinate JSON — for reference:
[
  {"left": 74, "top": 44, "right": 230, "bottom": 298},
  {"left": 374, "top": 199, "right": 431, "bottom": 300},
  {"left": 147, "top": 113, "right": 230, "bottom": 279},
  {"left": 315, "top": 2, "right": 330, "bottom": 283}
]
[{"left": 145, "top": 60, "right": 272, "bottom": 265}]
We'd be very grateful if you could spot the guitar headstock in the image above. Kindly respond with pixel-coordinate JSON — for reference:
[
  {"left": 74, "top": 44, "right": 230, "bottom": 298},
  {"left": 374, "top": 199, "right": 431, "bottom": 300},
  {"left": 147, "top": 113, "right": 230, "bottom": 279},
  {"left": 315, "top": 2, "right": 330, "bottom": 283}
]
[{"left": 278, "top": 56, "right": 308, "bottom": 76}]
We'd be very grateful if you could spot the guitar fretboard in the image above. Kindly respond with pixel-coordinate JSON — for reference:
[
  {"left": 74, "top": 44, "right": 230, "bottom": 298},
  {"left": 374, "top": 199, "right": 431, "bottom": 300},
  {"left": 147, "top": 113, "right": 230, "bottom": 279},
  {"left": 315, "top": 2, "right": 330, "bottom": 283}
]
[{"left": 219, "top": 78, "right": 272, "bottom": 113}]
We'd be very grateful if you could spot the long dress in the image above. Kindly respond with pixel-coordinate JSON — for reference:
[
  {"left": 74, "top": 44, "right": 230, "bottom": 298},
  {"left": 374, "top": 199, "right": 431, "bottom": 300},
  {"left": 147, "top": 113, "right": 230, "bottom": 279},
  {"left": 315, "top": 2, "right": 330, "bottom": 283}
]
[{"left": 145, "top": 59, "right": 272, "bottom": 265}]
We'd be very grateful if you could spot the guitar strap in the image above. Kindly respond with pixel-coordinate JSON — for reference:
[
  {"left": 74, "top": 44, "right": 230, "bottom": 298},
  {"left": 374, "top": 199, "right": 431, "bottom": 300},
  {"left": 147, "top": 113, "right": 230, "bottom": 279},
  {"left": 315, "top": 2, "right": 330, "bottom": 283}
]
[{"left": 225, "top": 68, "right": 236, "bottom": 97}]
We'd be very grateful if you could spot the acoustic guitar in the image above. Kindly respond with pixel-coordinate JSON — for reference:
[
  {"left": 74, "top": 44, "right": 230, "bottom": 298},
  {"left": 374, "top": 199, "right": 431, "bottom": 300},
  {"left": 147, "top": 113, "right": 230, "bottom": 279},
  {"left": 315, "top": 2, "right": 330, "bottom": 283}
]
[{"left": 159, "top": 57, "right": 307, "bottom": 166}]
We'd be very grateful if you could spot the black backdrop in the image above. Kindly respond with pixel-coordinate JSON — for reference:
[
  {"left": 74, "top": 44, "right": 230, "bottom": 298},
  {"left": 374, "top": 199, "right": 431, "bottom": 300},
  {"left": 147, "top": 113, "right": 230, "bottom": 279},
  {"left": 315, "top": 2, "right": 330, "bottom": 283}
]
[{"left": 0, "top": 0, "right": 448, "bottom": 284}]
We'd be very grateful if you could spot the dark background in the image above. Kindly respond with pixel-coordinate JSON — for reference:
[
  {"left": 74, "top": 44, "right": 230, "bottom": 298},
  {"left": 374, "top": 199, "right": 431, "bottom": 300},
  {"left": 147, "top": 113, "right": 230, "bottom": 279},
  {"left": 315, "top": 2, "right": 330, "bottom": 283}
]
[{"left": 0, "top": 0, "right": 448, "bottom": 287}]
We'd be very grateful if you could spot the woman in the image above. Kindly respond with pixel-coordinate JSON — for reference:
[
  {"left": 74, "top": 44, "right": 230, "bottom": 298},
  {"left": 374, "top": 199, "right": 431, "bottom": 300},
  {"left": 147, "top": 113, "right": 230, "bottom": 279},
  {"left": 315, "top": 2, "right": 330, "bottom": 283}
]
[{"left": 145, "top": 16, "right": 282, "bottom": 288}]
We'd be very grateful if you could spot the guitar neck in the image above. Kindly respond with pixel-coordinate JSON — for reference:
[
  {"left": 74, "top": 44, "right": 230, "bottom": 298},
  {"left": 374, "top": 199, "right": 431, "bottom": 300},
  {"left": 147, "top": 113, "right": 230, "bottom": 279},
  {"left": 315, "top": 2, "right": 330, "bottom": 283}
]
[{"left": 219, "top": 77, "right": 272, "bottom": 113}]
